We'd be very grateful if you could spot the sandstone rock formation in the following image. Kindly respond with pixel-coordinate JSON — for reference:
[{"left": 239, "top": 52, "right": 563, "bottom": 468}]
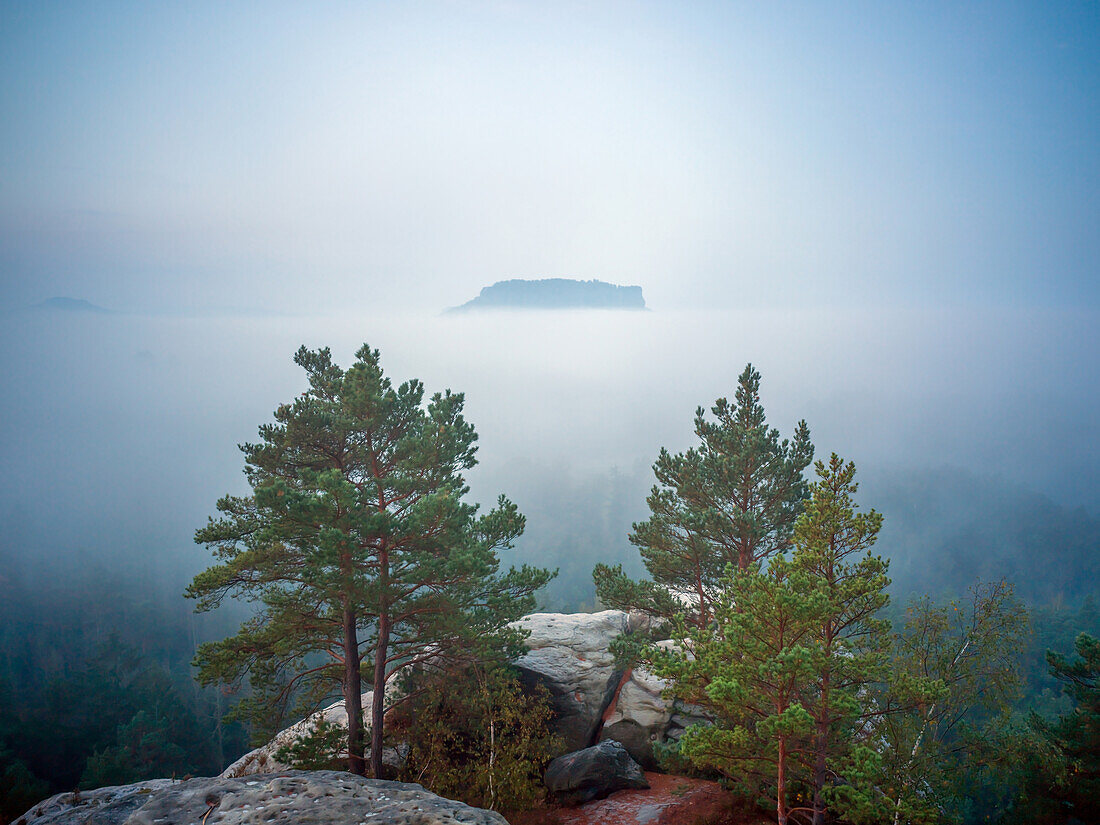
[
  {"left": 17, "top": 772, "right": 507, "bottom": 825},
  {"left": 219, "top": 611, "right": 702, "bottom": 779},
  {"left": 511, "top": 610, "right": 696, "bottom": 769},
  {"left": 599, "top": 665, "right": 674, "bottom": 765},
  {"left": 221, "top": 689, "right": 405, "bottom": 778},
  {"left": 510, "top": 611, "right": 637, "bottom": 752}
]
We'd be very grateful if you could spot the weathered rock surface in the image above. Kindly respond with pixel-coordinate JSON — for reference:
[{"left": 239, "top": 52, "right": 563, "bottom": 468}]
[
  {"left": 222, "top": 688, "right": 405, "bottom": 777},
  {"left": 598, "top": 666, "right": 673, "bottom": 768},
  {"left": 17, "top": 772, "right": 508, "bottom": 825},
  {"left": 15, "top": 780, "right": 177, "bottom": 825},
  {"left": 511, "top": 611, "right": 702, "bottom": 768},
  {"left": 510, "top": 611, "right": 643, "bottom": 753},
  {"left": 544, "top": 740, "right": 650, "bottom": 806}
]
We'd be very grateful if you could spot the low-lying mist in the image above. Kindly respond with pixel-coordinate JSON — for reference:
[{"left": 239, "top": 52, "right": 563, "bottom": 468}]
[{"left": 1, "top": 303, "right": 1097, "bottom": 617}]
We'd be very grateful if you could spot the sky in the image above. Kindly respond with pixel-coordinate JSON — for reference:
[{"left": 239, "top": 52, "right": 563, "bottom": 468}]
[
  {"left": 2, "top": 1, "right": 1098, "bottom": 314},
  {"left": 0, "top": 3, "right": 1098, "bottom": 600}
]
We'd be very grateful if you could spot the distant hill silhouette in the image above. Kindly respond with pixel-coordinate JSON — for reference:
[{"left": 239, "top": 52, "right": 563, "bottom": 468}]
[
  {"left": 448, "top": 279, "right": 646, "bottom": 312},
  {"left": 32, "top": 297, "right": 111, "bottom": 313}
]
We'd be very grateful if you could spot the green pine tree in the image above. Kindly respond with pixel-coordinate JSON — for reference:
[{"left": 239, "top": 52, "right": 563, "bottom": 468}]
[
  {"left": 648, "top": 455, "right": 892, "bottom": 825},
  {"left": 187, "top": 344, "right": 553, "bottom": 777},
  {"left": 594, "top": 364, "right": 813, "bottom": 629},
  {"left": 792, "top": 454, "right": 891, "bottom": 825},
  {"left": 651, "top": 556, "right": 819, "bottom": 825},
  {"left": 1015, "top": 632, "right": 1100, "bottom": 823}
]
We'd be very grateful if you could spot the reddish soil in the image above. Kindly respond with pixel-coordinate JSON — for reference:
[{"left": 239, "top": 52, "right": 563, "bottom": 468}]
[{"left": 507, "top": 772, "right": 769, "bottom": 825}]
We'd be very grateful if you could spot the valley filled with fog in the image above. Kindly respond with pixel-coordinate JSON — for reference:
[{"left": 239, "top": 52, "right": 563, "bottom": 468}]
[
  {"left": 2, "top": 302, "right": 1096, "bottom": 613},
  {"left": 2, "top": 297, "right": 1097, "bottom": 814}
]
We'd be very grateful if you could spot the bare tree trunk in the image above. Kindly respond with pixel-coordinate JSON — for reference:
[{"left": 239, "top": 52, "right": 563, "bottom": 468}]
[
  {"left": 777, "top": 733, "right": 789, "bottom": 825},
  {"left": 343, "top": 606, "right": 367, "bottom": 776},
  {"left": 371, "top": 550, "right": 391, "bottom": 779},
  {"left": 371, "top": 609, "right": 390, "bottom": 778},
  {"left": 812, "top": 670, "right": 830, "bottom": 825}
]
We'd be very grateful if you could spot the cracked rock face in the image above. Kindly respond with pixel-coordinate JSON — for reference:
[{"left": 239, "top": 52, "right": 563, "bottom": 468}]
[
  {"left": 510, "top": 611, "right": 687, "bottom": 768},
  {"left": 598, "top": 666, "right": 674, "bottom": 769},
  {"left": 17, "top": 772, "right": 508, "bottom": 825},
  {"left": 510, "top": 611, "right": 634, "bottom": 753}
]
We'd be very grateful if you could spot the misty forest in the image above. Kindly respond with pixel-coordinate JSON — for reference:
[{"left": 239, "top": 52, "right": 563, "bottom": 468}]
[{"left": 2, "top": 4, "right": 1099, "bottom": 825}]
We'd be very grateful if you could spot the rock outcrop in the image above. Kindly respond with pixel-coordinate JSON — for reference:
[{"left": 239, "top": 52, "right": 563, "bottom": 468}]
[
  {"left": 219, "top": 611, "right": 703, "bottom": 779},
  {"left": 448, "top": 279, "right": 647, "bottom": 312},
  {"left": 511, "top": 610, "right": 695, "bottom": 769},
  {"left": 17, "top": 772, "right": 507, "bottom": 825},
  {"left": 510, "top": 611, "right": 639, "bottom": 752},
  {"left": 598, "top": 666, "right": 674, "bottom": 765},
  {"left": 222, "top": 689, "right": 405, "bottom": 778},
  {"left": 544, "top": 740, "right": 650, "bottom": 805}
]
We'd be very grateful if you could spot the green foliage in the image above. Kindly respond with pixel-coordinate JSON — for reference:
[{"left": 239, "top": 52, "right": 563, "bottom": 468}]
[
  {"left": 792, "top": 454, "right": 892, "bottom": 825},
  {"left": 1008, "top": 632, "right": 1100, "bottom": 823},
  {"left": 274, "top": 716, "right": 347, "bottom": 771},
  {"left": 652, "top": 456, "right": 893, "bottom": 825},
  {"left": 81, "top": 710, "right": 189, "bottom": 788},
  {"left": 1022, "top": 597, "right": 1100, "bottom": 719},
  {"left": 0, "top": 639, "right": 223, "bottom": 820},
  {"left": 188, "top": 344, "right": 553, "bottom": 775},
  {"left": 878, "top": 580, "right": 1029, "bottom": 824},
  {"left": 649, "top": 554, "right": 821, "bottom": 824},
  {"left": 400, "top": 664, "right": 560, "bottom": 812},
  {"left": 595, "top": 363, "right": 813, "bottom": 630},
  {"left": 0, "top": 743, "right": 50, "bottom": 825}
]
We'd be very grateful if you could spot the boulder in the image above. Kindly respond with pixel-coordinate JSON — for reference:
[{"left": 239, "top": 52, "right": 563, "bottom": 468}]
[
  {"left": 544, "top": 740, "right": 650, "bottom": 806},
  {"left": 17, "top": 772, "right": 508, "bottom": 825},
  {"left": 222, "top": 688, "right": 405, "bottom": 777}
]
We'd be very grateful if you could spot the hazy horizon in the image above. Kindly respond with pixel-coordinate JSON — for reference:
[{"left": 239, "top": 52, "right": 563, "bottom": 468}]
[
  {"left": 1, "top": 303, "right": 1095, "bottom": 596},
  {"left": 2, "top": 2, "right": 1098, "bottom": 600}
]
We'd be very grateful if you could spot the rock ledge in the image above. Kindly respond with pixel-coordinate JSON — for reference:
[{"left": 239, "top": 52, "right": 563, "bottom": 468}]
[{"left": 17, "top": 771, "right": 507, "bottom": 825}]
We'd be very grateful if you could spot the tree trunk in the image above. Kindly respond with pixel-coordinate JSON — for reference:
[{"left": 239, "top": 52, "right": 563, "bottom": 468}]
[
  {"left": 371, "top": 549, "right": 391, "bottom": 778},
  {"left": 812, "top": 670, "right": 830, "bottom": 825},
  {"left": 777, "top": 733, "right": 789, "bottom": 825},
  {"left": 371, "top": 609, "right": 390, "bottom": 777},
  {"left": 812, "top": 721, "right": 828, "bottom": 825},
  {"left": 343, "top": 606, "right": 367, "bottom": 776}
]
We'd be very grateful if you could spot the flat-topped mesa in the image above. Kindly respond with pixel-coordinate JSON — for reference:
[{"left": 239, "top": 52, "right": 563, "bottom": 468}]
[{"left": 448, "top": 278, "right": 646, "bottom": 312}]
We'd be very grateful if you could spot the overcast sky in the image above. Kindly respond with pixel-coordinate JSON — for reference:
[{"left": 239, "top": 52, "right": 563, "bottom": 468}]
[{"left": 2, "top": 1, "right": 1098, "bottom": 313}]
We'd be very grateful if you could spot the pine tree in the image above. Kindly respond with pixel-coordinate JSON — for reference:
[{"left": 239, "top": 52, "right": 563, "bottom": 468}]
[
  {"left": 648, "top": 456, "right": 892, "bottom": 825},
  {"left": 594, "top": 364, "right": 813, "bottom": 628},
  {"left": 651, "top": 557, "right": 819, "bottom": 825},
  {"left": 1030, "top": 633, "right": 1100, "bottom": 821},
  {"left": 187, "top": 345, "right": 553, "bottom": 777},
  {"left": 792, "top": 454, "right": 891, "bottom": 825}
]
